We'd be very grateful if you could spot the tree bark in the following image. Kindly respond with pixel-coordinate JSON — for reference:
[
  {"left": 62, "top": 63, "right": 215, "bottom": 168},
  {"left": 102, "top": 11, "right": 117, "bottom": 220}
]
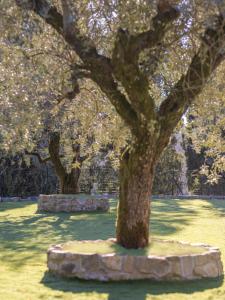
[
  {"left": 116, "top": 139, "right": 156, "bottom": 248},
  {"left": 48, "top": 133, "right": 86, "bottom": 195},
  {"left": 60, "top": 168, "right": 81, "bottom": 194}
]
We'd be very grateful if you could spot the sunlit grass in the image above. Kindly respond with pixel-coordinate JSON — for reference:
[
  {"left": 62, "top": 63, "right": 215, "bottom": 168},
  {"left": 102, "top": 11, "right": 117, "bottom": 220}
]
[
  {"left": 62, "top": 239, "right": 205, "bottom": 256},
  {"left": 0, "top": 198, "right": 224, "bottom": 300}
]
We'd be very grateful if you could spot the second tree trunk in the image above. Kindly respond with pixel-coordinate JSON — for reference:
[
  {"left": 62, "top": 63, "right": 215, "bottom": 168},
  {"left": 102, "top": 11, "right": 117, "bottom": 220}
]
[{"left": 59, "top": 168, "right": 81, "bottom": 194}]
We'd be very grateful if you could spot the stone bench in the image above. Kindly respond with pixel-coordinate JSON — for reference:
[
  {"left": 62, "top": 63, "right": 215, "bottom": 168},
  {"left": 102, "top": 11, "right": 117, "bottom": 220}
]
[
  {"left": 47, "top": 239, "right": 223, "bottom": 281},
  {"left": 37, "top": 194, "right": 110, "bottom": 213}
]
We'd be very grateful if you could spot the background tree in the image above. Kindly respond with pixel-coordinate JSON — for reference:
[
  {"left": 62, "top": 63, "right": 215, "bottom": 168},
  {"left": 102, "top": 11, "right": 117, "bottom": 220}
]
[
  {"left": 186, "top": 70, "right": 225, "bottom": 185},
  {"left": 153, "top": 142, "right": 183, "bottom": 195},
  {"left": 0, "top": 78, "right": 127, "bottom": 194},
  {"left": 0, "top": 6, "right": 128, "bottom": 195}
]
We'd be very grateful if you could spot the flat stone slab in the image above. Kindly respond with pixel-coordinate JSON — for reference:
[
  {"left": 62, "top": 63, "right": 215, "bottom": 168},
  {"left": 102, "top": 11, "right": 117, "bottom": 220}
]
[
  {"left": 37, "top": 194, "right": 109, "bottom": 213},
  {"left": 47, "top": 238, "right": 223, "bottom": 281}
]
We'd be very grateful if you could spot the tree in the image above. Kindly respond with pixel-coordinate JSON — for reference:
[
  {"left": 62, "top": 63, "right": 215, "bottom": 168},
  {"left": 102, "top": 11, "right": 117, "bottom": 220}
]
[
  {"left": 9, "top": 0, "right": 225, "bottom": 248},
  {"left": 25, "top": 132, "right": 87, "bottom": 194},
  {"left": 0, "top": 80, "right": 127, "bottom": 195},
  {"left": 0, "top": 7, "right": 127, "bottom": 195}
]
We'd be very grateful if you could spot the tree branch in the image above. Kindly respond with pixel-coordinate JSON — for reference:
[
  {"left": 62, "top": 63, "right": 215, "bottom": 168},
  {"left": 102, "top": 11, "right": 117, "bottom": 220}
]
[
  {"left": 16, "top": 0, "right": 101, "bottom": 64},
  {"left": 16, "top": 0, "right": 138, "bottom": 130},
  {"left": 16, "top": 0, "right": 63, "bottom": 35},
  {"left": 157, "top": 14, "right": 225, "bottom": 150},
  {"left": 131, "top": 5, "right": 179, "bottom": 59},
  {"left": 112, "top": 28, "right": 156, "bottom": 122},
  {"left": 61, "top": 0, "right": 100, "bottom": 63},
  {"left": 61, "top": 1, "right": 139, "bottom": 130},
  {"left": 111, "top": 5, "right": 179, "bottom": 122}
]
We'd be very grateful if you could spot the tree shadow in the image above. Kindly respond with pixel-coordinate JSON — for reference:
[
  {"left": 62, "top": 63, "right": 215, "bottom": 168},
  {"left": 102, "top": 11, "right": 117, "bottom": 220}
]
[
  {"left": 151, "top": 198, "right": 199, "bottom": 236},
  {"left": 0, "top": 199, "right": 200, "bottom": 268},
  {"left": 204, "top": 199, "right": 225, "bottom": 217},
  {"left": 41, "top": 271, "right": 224, "bottom": 300},
  {"left": 0, "top": 199, "right": 224, "bottom": 298},
  {"left": 0, "top": 201, "right": 116, "bottom": 268}
]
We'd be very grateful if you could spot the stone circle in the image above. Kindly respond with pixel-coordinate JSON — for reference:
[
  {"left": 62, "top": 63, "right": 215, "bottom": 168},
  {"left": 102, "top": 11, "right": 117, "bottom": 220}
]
[
  {"left": 47, "top": 238, "right": 223, "bottom": 281},
  {"left": 37, "top": 194, "right": 110, "bottom": 213}
]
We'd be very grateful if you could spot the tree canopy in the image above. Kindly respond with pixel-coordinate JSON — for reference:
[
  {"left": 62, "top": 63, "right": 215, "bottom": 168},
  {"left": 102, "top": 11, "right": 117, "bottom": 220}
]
[{"left": 1, "top": 0, "right": 225, "bottom": 248}]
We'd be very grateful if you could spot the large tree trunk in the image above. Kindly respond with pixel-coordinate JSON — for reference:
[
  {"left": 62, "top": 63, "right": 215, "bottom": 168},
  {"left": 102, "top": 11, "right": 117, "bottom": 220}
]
[
  {"left": 60, "top": 168, "right": 81, "bottom": 194},
  {"left": 116, "top": 140, "right": 156, "bottom": 248}
]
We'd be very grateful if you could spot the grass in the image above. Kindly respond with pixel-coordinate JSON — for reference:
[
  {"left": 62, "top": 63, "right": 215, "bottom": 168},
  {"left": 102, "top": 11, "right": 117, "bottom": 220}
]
[
  {"left": 0, "top": 198, "right": 224, "bottom": 300},
  {"left": 62, "top": 239, "right": 205, "bottom": 256}
]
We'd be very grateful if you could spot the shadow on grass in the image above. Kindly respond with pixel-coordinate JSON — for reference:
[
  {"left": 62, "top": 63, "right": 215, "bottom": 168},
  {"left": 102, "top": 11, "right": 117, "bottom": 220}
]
[
  {"left": 204, "top": 200, "right": 225, "bottom": 217},
  {"left": 0, "top": 199, "right": 199, "bottom": 268},
  {"left": 1, "top": 199, "right": 224, "bottom": 298},
  {"left": 41, "top": 271, "right": 224, "bottom": 300},
  {"left": 151, "top": 199, "right": 198, "bottom": 236}
]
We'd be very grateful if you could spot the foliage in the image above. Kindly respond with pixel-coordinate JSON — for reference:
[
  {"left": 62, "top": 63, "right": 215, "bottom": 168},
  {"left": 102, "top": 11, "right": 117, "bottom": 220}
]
[
  {"left": 186, "top": 67, "right": 225, "bottom": 184},
  {"left": 153, "top": 144, "right": 182, "bottom": 195},
  {"left": 1, "top": 0, "right": 225, "bottom": 176},
  {"left": 184, "top": 138, "right": 225, "bottom": 195},
  {"left": 0, "top": 1, "right": 128, "bottom": 173}
]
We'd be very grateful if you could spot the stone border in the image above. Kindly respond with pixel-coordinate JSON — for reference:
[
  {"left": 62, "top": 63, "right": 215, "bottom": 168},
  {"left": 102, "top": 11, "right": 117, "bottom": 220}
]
[
  {"left": 47, "top": 238, "right": 223, "bottom": 281},
  {"left": 37, "top": 194, "right": 110, "bottom": 213}
]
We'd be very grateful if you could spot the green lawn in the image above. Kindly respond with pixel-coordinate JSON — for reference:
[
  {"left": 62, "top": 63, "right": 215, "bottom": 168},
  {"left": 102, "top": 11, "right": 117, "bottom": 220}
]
[
  {"left": 0, "top": 198, "right": 224, "bottom": 300},
  {"left": 62, "top": 238, "right": 205, "bottom": 256}
]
